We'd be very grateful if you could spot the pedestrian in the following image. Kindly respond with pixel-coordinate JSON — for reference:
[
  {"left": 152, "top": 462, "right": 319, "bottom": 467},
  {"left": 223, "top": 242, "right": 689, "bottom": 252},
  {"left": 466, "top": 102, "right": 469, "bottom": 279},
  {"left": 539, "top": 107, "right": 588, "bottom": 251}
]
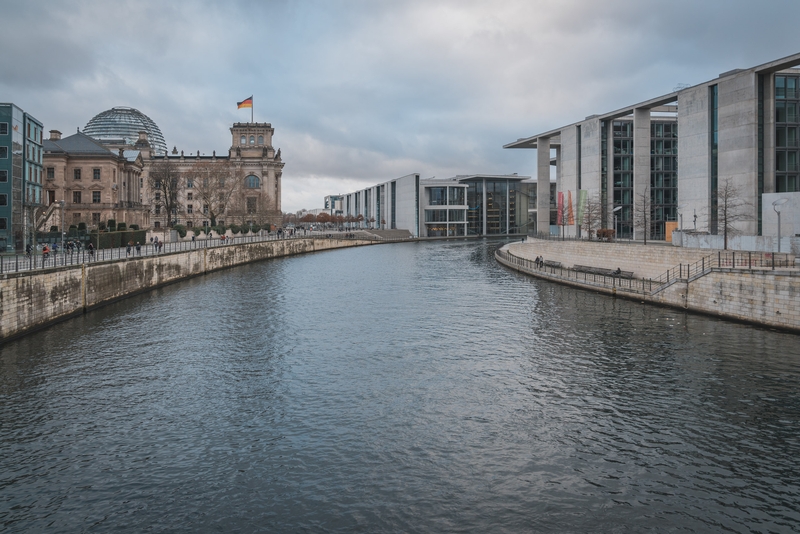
[
  {"left": 158, "top": 241, "right": 163, "bottom": 253},
  {"left": 42, "top": 245, "right": 50, "bottom": 258},
  {"left": 136, "top": 242, "right": 141, "bottom": 255},
  {"left": 126, "top": 241, "right": 132, "bottom": 256},
  {"left": 87, "top": 242, "right": 94, "bottom": 258},
  {"left": 25, "top": 243, "right": 32, "bottom": 257}
]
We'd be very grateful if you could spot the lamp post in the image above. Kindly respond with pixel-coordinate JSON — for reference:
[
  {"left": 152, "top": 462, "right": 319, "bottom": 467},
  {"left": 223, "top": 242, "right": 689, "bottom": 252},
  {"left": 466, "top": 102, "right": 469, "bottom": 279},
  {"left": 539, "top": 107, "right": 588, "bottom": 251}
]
[
  {"left": 677, "top": 204, "right": 687, "bottom": 231},
  {"left": 59, "top": 200, "right": 65, "bottom": 255},
  {"left": 613, "top": 206, "right": 622, "bottom": 240},
  {"left": 773, "top": 198, "right": 788, "bottom": 253}
]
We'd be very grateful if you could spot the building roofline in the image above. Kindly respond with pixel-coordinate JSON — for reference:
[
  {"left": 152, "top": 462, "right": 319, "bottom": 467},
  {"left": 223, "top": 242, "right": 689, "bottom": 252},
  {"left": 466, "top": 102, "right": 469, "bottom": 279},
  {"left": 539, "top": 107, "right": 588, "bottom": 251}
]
[{"left": 505, "top": 52, "right": 800, "bottom": 149}]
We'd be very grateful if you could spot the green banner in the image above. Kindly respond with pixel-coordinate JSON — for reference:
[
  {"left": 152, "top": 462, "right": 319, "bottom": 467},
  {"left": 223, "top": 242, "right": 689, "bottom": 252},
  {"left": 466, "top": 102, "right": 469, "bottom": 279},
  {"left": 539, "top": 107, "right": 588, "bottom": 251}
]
[{"left": 577, "top": 190, "right": 588, "bottom": 224}]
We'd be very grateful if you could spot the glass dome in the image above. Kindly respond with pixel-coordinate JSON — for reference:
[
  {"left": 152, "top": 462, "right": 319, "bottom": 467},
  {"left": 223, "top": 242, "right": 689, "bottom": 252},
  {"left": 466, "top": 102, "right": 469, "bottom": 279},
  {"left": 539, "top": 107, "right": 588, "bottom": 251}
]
[{"left": 83, "top": 106, "right": 167, "bottom": 154}]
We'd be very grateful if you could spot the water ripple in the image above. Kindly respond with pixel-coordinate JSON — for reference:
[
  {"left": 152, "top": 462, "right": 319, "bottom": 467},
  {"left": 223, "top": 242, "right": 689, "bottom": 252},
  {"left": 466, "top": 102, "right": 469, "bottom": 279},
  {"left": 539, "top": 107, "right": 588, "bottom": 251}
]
[{"left": 1, "top": 240, "right": 799, "bottom": 532}]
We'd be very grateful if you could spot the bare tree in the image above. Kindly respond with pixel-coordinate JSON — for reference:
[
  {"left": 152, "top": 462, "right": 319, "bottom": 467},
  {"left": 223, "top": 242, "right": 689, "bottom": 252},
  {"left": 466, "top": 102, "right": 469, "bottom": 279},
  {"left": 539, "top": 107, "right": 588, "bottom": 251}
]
[
  {"left": 184, "top": 161, "right": 243, "bottom": 227},
  {"left": 580, "top": 192, "right": 603, "bottom": 240},
  {"left": 633, "top": 185, "right": 651, "bottom": 245},
  {"left": 148, "top": 159, "right": 184, "bottom": 228},
  {"left": 717, "top": 178, "right": 752, "bottom": 249}
]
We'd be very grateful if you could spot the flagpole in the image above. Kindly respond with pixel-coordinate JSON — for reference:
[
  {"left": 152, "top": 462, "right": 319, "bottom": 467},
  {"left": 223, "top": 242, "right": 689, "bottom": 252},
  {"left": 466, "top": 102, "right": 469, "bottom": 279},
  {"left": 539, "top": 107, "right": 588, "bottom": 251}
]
[{"left": 251, "top": 98, "right": 254, "bottom": 123}]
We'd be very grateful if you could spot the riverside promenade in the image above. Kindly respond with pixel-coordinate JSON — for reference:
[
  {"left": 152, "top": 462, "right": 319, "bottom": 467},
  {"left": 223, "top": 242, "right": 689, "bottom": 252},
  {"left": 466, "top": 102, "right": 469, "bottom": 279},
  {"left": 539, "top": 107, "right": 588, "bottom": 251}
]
[
  {"left": 0, "top": 231, "right": 409, "bottom": 343},
  {"left": 497, "top": 237, "right": 800, "bottom": 333}
]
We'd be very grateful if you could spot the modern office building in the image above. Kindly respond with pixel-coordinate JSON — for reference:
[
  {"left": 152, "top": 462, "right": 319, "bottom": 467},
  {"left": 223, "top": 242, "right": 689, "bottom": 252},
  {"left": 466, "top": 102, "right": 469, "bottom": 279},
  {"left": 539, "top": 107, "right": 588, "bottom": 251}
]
[
  {"left": 333, "top": 173, "right": 545, "bottom": 237},
  {"left": 505, "top": 52, "right": 800, "bottom": 241},
  {"left": 0, "top": 103, "right": 44, "bottom": 252}
]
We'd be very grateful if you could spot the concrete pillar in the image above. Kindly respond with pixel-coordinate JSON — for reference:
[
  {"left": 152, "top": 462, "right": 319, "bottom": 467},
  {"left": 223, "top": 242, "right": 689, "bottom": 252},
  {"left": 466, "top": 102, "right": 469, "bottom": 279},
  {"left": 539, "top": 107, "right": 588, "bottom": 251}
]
[
  {"left": 537, "top": 137, "right": 551, "bottom": 235},
  {"left": 633, "top": 108, "right": 651, "bottom": 240}
]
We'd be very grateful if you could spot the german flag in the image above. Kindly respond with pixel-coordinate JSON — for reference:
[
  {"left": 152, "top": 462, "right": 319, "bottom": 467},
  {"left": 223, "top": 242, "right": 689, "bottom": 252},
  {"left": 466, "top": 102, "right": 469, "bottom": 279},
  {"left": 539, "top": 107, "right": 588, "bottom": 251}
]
[{"left": 237, "top": 96, "right": 253, "bottom": 109}]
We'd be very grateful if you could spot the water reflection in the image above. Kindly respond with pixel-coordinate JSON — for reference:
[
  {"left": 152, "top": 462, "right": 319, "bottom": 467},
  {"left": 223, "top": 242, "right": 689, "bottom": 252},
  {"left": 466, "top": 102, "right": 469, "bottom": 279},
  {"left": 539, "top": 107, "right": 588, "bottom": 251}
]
[{"left": 1, "top": 239, "right": 798, "bottom": 532}]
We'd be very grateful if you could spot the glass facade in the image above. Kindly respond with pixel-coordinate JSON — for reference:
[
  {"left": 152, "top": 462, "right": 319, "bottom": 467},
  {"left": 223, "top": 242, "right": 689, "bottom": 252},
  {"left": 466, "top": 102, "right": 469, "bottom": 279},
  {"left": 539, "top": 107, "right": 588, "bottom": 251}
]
[
  {"left": 612, "top": 120, "right": 633, "bottom": 238},
  {"left": 650, "top": 121, "right": 678, "bottom": 240},
  {"left": 775, "top": 75, "right": 799, "bottom": 193},
  {"left": 710, "top": 84, "right": 719, "bottom": 234},
  {"left": 83, "top": 107, "right": 168, "bottom": 154}
]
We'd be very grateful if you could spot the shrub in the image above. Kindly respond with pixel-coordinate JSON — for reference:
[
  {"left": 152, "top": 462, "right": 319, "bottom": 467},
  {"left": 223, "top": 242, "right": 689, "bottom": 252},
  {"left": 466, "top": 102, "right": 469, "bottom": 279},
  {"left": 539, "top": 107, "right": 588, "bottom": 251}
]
[
  {"left": 77, "top": 222, "right": 87, "bottom": 231},
  {"left": 50, "top": 225, "right": 59, "bottom": 232},
  {"left": 202, "top": 226, "right": 211, "bottom": 235},
  {"left": 193, "top": 227, "right": 202, "bottom": 236},
  {"left": 250, "top": 224, "right": 261, "bottom": 233},
  {"left": 117, "top": 222, "right": 127, "bottom": 231},
  {"left": 211, "top": 225, "right": 225, "bottom": 236},
  {"left": 107, "top": 219, "right": 116, "bottom": 232},
  {"left": 229, "top": 224, "right": 241, "bottom": 234},
  {"left": 173, "top": 224, "right": 187, "bottom": 238},
  {"left": 69, "top": 224, "right": 77, "bottom": 230},
  {"left": 98, "top": 221, "right": 107, "bottom": 231},
  {"left": 129, "top": 224, "right": 139, "bottom": 231}
]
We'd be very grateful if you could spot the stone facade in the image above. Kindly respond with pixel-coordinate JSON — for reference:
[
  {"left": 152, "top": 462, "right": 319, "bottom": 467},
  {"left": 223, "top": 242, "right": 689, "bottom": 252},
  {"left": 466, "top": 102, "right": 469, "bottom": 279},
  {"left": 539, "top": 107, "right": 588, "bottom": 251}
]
[{"left": 43, "top": 130, "right": 149, "bottom": 230}]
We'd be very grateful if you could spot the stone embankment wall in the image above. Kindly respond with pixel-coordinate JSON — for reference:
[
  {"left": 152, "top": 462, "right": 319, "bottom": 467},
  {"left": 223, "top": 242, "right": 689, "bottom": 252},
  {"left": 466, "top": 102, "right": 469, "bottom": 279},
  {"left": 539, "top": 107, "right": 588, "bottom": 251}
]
[
  {"left": 501, "top": 240, "right": 800, "bottom": 333},
  {"left": 0, "top": 237, "right": 374, "bottom": 343}
]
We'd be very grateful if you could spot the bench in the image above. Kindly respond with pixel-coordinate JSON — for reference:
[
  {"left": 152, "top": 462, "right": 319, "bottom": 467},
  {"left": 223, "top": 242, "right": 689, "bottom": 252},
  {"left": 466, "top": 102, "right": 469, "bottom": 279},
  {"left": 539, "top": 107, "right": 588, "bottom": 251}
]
[{"left": 572, "top": 265, "right": 634, "bottom": 279}]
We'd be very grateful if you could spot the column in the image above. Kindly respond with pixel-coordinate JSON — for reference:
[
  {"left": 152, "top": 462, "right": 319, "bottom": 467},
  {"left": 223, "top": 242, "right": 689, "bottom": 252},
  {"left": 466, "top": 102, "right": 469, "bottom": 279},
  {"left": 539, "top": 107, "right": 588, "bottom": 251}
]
[
  {"left": 537, "top": 137, "right": 551, "bottom": 235},
  {"left": 633, "top": 108, "right": 651, "bottom": 241}
]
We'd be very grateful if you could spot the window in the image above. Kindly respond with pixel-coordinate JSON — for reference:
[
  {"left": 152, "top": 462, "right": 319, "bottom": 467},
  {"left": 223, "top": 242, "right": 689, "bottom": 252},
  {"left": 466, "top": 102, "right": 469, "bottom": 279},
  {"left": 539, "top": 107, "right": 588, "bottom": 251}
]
[
  {"left": 0, "top": 218, "right": 6, "bottom": 230},
  {"left": 240, "top": 135, "right": 246, "bottom": 145},
  {"left": 92, "top": 213, "right": 101, "bottom": 225},
  {"left": 73, "top": 191, "right": 81, "bottom": 203},
  {"left": 247, "top": 197, "right": 257, "bottom": 214},
  {"left": 429, "top": 187, "right": 446, "bottom": 205},
  {"left": 73, "top": 213, "right": 81, "bottom": 222},
  {"left": 187, "top": 192, "right": 193, "bottom": 200},
  {"left": 0, "top": 194, "right": 6, "bottom": 206},
  {"left": 203, "top": 205, "right": 208, "bottom": 214},
  {"left": 187, "top": 204, "right": 193, "bottom": 214},
  {"left": 155, "top": 192, "right": 161, "bottom": 201},
  {"left": 154, "top": 221, "right": 161, "bottom": 228},
  {"left": 245, "top": 175, "right": 260, "bottom": 188},
  {"left": 73, "top": 168, "right": 81, "bottom": 180},
  {"left": 258, "top": 135, "right": 264, "bottom": 144},
  {"left": 186, "top": 220, "right": 193, "bottom": 227},
  {"left": 249, "top": 135, "right": 255, "bottom": 144},
  {"left": 155, "top": 205, "right": 161, "bottom": 214},
  {"left": 0, "top": 170, "right": 6, "bottom": 182},
  {"left": 0, "top": 147, "right": 7, "bottom": 159},
  {"left": 187, "top": 179, "right": 193, "bottom": 188},
  {"left": 92, "top": 191, "right": 101, "bottom": 203},
  {"left": 46, "top": 167, "right": 54, "bottom": 180},
  {"left": 0, "top": 123, "right": 7, "bottom": 135},
  {"left": 93, "top": 168, "right": 101, "bottom": 180}
]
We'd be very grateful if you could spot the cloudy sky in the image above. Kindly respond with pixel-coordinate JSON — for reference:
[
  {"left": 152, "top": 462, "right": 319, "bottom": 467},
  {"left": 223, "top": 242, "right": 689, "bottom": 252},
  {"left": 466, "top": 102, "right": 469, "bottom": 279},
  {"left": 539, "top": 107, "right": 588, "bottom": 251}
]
[{"left": 2, "top": 0, "right": 799, "bottom": 212}]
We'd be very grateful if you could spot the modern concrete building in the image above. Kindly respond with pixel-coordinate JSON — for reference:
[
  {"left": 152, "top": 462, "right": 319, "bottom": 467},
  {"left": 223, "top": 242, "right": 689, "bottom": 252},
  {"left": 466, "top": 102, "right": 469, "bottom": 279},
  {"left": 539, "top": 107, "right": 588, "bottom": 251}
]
[
  {"left": 332, "top": 173, "right": 546, "bottom": 237},
  {"left": 0, "top": 103, "right": 44, "bottom": 252},
  {"left": 505, "top": 52, "right": 800, "bottom": 244}
]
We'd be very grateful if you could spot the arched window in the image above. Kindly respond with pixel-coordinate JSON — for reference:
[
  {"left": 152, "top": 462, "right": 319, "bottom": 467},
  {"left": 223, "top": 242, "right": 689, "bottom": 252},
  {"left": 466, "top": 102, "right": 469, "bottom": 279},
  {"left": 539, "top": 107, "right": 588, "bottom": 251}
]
[
  {"left": 258, "top": 135, "right": 264, "bottom": 145},
  {"left": 245, "top": 175, "right": 260, "bottom": 188},
  {"left": 240, "top": 135, "right": 246, "bottom": 145},
  {"left": 249, "top": 136, "right": 255, "bottom": 145}
]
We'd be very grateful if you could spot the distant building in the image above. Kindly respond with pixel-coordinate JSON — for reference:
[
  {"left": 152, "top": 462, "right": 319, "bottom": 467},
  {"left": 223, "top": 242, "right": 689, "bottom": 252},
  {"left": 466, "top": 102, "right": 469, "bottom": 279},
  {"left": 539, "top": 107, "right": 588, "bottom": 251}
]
[
  {"left": 41, "top": 107, "right": 285, "bottom": 231},
  {"left": 331, "top": 173, "right": 546, "bottom": 237},
  {"left": 0, "top": 103, "right": 44, "bottom": 252},
  {"left": 43, "top": 130, "right": 149, "bottom": 230},
  {"left": 505, "top": 52, "right": 800, "bottom": 241}
]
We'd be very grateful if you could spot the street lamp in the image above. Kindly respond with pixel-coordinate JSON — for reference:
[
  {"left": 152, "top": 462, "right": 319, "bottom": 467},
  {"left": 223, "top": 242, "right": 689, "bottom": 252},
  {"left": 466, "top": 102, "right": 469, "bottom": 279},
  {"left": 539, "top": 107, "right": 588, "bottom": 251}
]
[
  {"left": 59, "top": 200, "right": 65, "bottom": 255},
  {"left": 773, "top": 198, "right": 788, "bottom": 253},
  {"left": 613, "top": 206, "right": 622, "bottom": 239},
  {"left": 677, "top": 204, "right": 687, "bottom": 231}
]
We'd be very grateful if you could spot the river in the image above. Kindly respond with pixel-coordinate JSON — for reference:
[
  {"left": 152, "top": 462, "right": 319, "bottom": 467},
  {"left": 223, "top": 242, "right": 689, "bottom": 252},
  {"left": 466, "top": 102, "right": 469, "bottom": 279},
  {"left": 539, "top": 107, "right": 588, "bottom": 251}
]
[{"left": 1, "top": 239, "right": 798, "bottom": 532}]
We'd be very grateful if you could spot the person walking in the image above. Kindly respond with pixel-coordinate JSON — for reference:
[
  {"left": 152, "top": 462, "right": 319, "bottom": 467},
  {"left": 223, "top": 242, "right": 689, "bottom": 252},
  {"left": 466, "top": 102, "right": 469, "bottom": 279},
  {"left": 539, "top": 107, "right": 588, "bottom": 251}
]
[
  {"left": 126, "top": 241, "right": 132, "bottom": 256},
  {"left": 87, "top": 242, "right": 94, "bottom": 259},
  {"left": 135, "top": 242, "right": 141, "bottom": 255}
]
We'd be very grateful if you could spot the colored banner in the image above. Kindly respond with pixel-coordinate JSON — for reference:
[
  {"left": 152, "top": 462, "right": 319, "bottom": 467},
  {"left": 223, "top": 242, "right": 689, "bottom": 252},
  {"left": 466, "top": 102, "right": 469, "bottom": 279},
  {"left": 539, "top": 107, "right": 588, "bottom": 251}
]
[
  {"left": 577, "top": 190, "right": 587, "bottom": 225},
  {"left": 567, "top": 190, "right": 575, "bottom": 225}
]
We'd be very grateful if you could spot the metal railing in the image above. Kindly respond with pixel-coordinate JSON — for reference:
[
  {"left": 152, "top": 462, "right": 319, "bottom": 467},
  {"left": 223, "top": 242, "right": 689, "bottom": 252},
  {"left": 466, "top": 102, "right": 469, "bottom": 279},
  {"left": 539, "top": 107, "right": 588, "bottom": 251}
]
[
  {"left": 0, "top": 230, "right": 407, "bottom": 275},
  {"left": 496, "top": 247, "right": 795, "bottom": 297}
]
